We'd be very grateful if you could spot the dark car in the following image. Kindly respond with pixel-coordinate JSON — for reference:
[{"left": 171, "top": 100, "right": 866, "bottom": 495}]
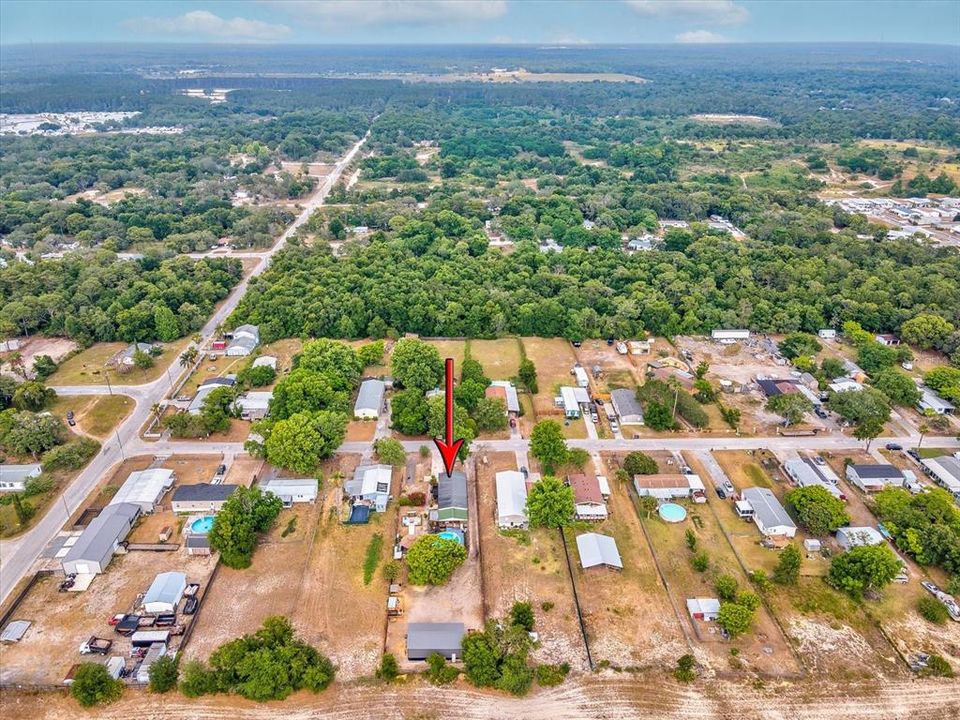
[
  {"left": 907, "top": 449, "right": 921, "bottom": 461},
  {"left": 216, "top": 464, "right": 227, "bottom": 475},
  {"left": 606, "top": 338, "right": 614, "bottom": 346},
  {"left": 183, "top": 596, "right": 199, "bottom": 615},
  {"left": 66, "top": 410, "right": 76, "bottom": 427},
  {"left": 572, "top": 341, "right": 582, "bottom": 348},
  {"left": 115, "top": 615, "right": 140, "bottom": 635},
  {"left": 520, "top": 466, "right": 529, "bottom": 479},
  {"left": 715, "top": 485, "right": 727, "bottom": 499},
  {"left": 885, "top": 443, "right": 903, "bottom": 451},
  {"left": 814, "top": 407, "right": 829, "bottom": 419}
]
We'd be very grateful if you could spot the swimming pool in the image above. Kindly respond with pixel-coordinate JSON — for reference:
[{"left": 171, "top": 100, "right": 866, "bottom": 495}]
[
  {"left": 190, "top": 515, "right": 215, "bottom": 534},
  {"left": 658, "top": 503, "right": 687, "bottom": 523},
  {"left": 437, "top": 530, "right": 464, "bottom": 545}
]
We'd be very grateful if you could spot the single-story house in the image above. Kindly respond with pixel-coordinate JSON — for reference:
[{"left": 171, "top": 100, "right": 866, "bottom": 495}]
[
  {"left": 633, "top": 473, "right": 706, "bottom": 502},
  {"left": 226, "top": 324, "right": 259, "bottom": 357},
  {"left": 740, "top": 487, "right": 797, "bottom": 538},
  {"left": 917, "top": 387, "right": 955, "bottom": 416},
  {"left": 252, "top": 355, "right": 277, "bottom": 370},
  {"left": 143, "top": 571, "right": 187, "bottom": 614},
  {"left": 818, "top": 329, "right": 837, "bottom": 340},
  {"left": 406, "top": 622, "right": 465, "bottom": 661},
  {"left": 836, "top": 526, "right": 885, "bottom": 550},
  {"left": 576, "top": 532, "right": 623, "bottom": 570},
  {"left": 686, "top": 597, "right": 721, "bottom": 621},
  {"left": 261, "top": 478, "right": 319, "bottom": 505},
  {"left": 109, "top": 468, "right": 174, "bottom": 513},
  {"left": 112, "top": 342, "right": 154, "bottom": 367},
  {"left": 610, "top": 388, "right": 644, "bottom": 425},
  {"left": 0, "top": 463, "right": 41, "bottom": 492},
  {"left": 842, "top": 360, "right": 868, "bottom": 383},
  {"left": 648, "top": 364, "right": 696, "bottom": 391},
  {"left": 236, "top": 391, "right": 272, "bottom": 421},
  {"left": 711, "top": 329, "right": 751, "bottom": 344},
  {"left": 559, "top": 386, "right": 581, "bottom": 418},
  {"left": 345, "top": 465, "right": 392, "bottom": 512},
  {"left": 568, "top": 474, "right": 607, "bottom": 521},
  {"left": 187, "top": 377, "right": 235, "bottom": 415},
  {"left": 783, "top": 458, "right": 845, "bottom": 501},
  {"left": 185, "top": 534, "right": 211, "bottom": 556},
  {"left": 845, "top": 464, "right": 904, "bottom": 493},
  {"left": 921, "top": 456, "right": 960, "bottom": 498},
  {"left": 875, "top": 334, "right": 901, "bottom": 346},
  {"left": 573, "top": 365, "right": 589, "bottom": 388},
  {"left": 171, "top": 483, "right": 238, "bottom": 513},
  {"left": 487, "top": 381, "right": 520, "bottom": 416},
  {"left": 829, "top": 378, "right": 865, "bottom": 393},
  {"left": 495, "top": 471, "right": 528, "bottom": 528},
  {"left": 354, "top": 379, "right": 386, "bottom": 420},
  {"left": 61, "top": 502, "right": 141, "bottom": 576},
  {"left": 435, "top": 470, "right": 468, "bottom": 529}
]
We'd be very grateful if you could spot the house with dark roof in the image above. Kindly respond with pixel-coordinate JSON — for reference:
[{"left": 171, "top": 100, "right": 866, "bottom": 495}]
[
  {"left": 610, "top": 388, "right": 644, "bottom": 425},
  {"left": 434, "top": 470, "right": 468, "bottom": 529},
  {"left": 406, "top": 622, "right": 465, "bottom": 661},
  {"left": 845, "top": 464, "right": 904, "bottom": 492},
  {"left": 171, "top": 483, "right": 238, "bottom": 513},
  {"left": 568, "top": 474, "right": 607, "bottom": 521}
]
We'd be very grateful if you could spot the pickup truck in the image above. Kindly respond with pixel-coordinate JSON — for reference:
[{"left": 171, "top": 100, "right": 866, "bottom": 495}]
[{"left": 79, "top": 636, "right": 113, "bottom": 655}]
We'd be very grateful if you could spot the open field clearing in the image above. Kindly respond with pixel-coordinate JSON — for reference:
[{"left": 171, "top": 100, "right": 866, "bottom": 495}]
[
  {"left": 690, "top": 113, "right": 777, "bottom": 126},
  {"left": 520, "top": 337, "right": 577, "bottom": 418},
  {"left": 49, "top": 394, "right": 134, "bottom": 439},
  {"left": 475, "top": 451, "right": 589, "bottom": 669},
  {"left": 424, "top": 339, "right": 466, "bottom": 369},
  {"left": 0, "top": 336, "right": 78, "bottom": 378},
  {"left": 49, "top": 340, "right": 189, "bottom": 386},
  {"left": 469, "top": 338, "right": 522, "bottom": 380}
]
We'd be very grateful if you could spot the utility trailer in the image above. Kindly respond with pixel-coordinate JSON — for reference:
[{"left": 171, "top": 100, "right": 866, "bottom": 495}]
[{"left": 79, "top": 636, "right": 113, "bottom": 655}]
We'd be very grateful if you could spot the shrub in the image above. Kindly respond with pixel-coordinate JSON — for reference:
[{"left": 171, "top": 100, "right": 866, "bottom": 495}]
[
  {"left": 917, "top": 596, "right": 950, "bottom": 624},
  {"left": 691, "top": 551, "right": 710, "bottom": 572},
  {"left": 382, "top": 560, "right": 401, "bottom": 582},
  {"left": 535, "top": 662, "right": 570, "bottom": 687},
  {"left": 407, "top": 534, "right": 467, "bottom": 585},
  {"left": 510, "top": 601, "right": 535, "bottom": 632},
  {"left": 148, "top": 654, "right": 179, "bottom": 693},
  {"left": 714, "top": 574, "right": 739, "bottom": 602},
  {"left": 376, "top": 653, "right": 399, "bottom": 681},
  {"left": 363, "top": 533, "right": 384, "bottom": 585},
  {"left": 684, "top": 528, "right": 697, "bottom": 551},
  {"left": 70, "top": 662, "right": 123, "bottom": 707},
  {"left": 773, "top": 544, "right": 802, "bottom": 585},
  {"left": 623, "top": 451, "right": 658, "bottom": 476},
  {"left": 674, "top": 654, "right": 696, "bottom": 682},
  {"left": 41, "top": 437, "right": 100, "bottom": 472},
  {"left": 923, "top": 655, "right": 955, "bottom": 678},
  {"left": 399, "top": 491, "right": 426, "bottom": 506},
  {"left": 541, "top": 601, "right": 555, "bottom": 612},
  {"left": 427, "top": 652, "right": 459, "bottom": 685}
]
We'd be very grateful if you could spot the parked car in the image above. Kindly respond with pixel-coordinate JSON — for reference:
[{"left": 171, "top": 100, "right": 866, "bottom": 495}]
[
  {"left": 907, "top": 449, "right": 921, "bottom": 461},
  {"left": 66, "top": 410, "right": 76, "bottom": 427},
  {"left": 520, "top": 466, "right": 529, "bottom": 479},
  {"left": 610, "top": 421, "right": 620, "bottom": 433},
  {"left": 216, "top": 464, "right": 227, "bottom": 476},
  {"left": 155, "top": 614, "right": 176, "bottom": 627},
  {"left": 572, "top": 341, "right": 582, "bottom": 348},
  {"left": 183, "top": 596, "right": 199, "bottom": 615},
  {"left": 814, "top": 407, "right": 829, "bottom": 419},
  {"left": 716, "top": 485, "right": 727, "bottom": 499},
  {"left": 107, "top": 613, "right": 125, "bottom": 626},
  {"left": 885, "top": 442, "right": 903, "bottom": 451},
  {"left": 183, "top": 583, "right": 201, "bottom": 597},
  {"left": 509, "top": 418, "right": 516, "bottom": 428},
  {"left": 79, "top": 636, "right": 112, "bottom": 655}
]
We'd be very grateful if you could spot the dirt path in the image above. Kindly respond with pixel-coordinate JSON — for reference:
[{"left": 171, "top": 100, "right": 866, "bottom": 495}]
[{"left": 5, "top": 675, "right": 959, "bottom": 720}]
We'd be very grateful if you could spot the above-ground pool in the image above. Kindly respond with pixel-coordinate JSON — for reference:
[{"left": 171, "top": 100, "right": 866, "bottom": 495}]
[
  {"left": 658, "top": 503, "right": 687, "bottom": 523},
  {"left": 437, "top": 529, "right": 465, "bottom": 545},
  {"left": 190, "top": 515, "right": 215, "bottom": 534}
]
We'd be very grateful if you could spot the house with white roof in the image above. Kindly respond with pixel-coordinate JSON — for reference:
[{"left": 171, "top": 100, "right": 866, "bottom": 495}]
[
  {"left": 486, "top": 381, "right": 520, "bottom": 416},
  {"left": 260, "top": 478, "right": 318, "bottom": 505},
  {"left": 740, "top": 487, "right": 797, "bottom": 538},
  {"left": 0, "top": 463, "right": 41, "bottom": 492},
  {"left": 559, "top": 386, "right": 581, "bottom": 418},
  {"left": 836, "top": 526, "right": 885, "bottom": 551},
  {"left": 108, "top": 468, "right": 174, "bottom": 513},
  {"left": 495, "top": 471, "right": 528, "bottom": 528},
  {"left": 345, "top": 464, "right": 392, "bottom": 512},
  {"left": 784, "top": 458, "right": 845, "bottom": 501},
  {"left": 921, "top": 455, "right": 960, "bottom": 500},
  {"left": 236, "top": 391, "right": 272, "bottom": 420},
  {"left": 576, "top": 532, "right": 623, "bottom": 570},
  {"left": 226, "top": 324, "right": 259, "bottom": 356},
  {"left": 917, "top": 387, "right": 955, "bottom": 416},
  {"left": 354, "top": 379, "right": 386, "bottom": 420}
]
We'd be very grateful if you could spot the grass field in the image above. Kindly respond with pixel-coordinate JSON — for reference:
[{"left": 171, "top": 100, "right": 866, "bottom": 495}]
[
  {"left": 520, "top": 337, "right": 577, "bottom": 417},
  {"left": 469, "top": 338, "right": 522, "bottom": 380},
  {"left": 425, "top": 339, "right": 466, "bottom": 370},
  {"left": 49, "top": 339, "right": 189, "bottom": 386},
  {"left": 49, "top": 394, "right": 134, "bottom": 439}
]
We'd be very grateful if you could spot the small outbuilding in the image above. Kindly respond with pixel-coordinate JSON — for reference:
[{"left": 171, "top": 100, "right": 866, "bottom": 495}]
[
  {"left": 252, "top": 355, "right": 277, "bottom": 370},
  {"left": 686, "top": 597, "right": 721, "bottom": 621},
  {"left": 1, "top": 620, "right": 31, "bottom": 643},
  {"left": 576, "top": 532, "right": 623, "bottom": 570},
  {"left": 143, "top": 571, "right": 187, "bottom": 614},
  {"left": 836, "top": 526, "right": 885, "bottom": 550},
  {"left": 406, "top": 622, "right": 465, "bottom": 661},
  {"left": 711, "top": 329, "right": 750, "bottom": 344},
  {"left": 185, "top": 535, "right": 211, "bottom": 556}
]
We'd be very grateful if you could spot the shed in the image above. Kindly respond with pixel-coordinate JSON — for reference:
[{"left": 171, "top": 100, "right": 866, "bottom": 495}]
[
  {"left": 354, "top": 379, "right": 386, "bottom": 420},
  {"left": 573, "top": 365, "right": 589, "bottom": 388},
  {"left": 252, "top": 355, "right": 277, "bottom": 370},
  {"left": 836, "top": 526, "right": 885, "bottom": 551},
  {"left": 226, "top": 324, "right": 259, "bottom": 356},
  {"left": 1, "top": 620, "right": 31, "bottom": 643},
  {"left": 495, "top": 471, "right": 528, "bottom": 528},
  {"left": 185, "top": 534, "right": 211, "bottom": 556},
  {"left": 62, "top": 502, "right": 141, "bottom": 575},
  {"left": 686, "top": 598, "right": 721, "bottom": 621},
  {"left": 803, "top": 538, "right": 822, "bottom": 553},
  {"left": 171, "top": 483, "right": 238, "bottom": 513},
  {"left": 406, "top": 622, "right": 465, "bottom": 661},
  {"left": 610, "top": 388, "right": 644, "bottom": 425},
  {"left": 818, "top": 329, "right": 837, "bottom": 339},
  {"left": 740, "top": 487, "right": 797, "bottom": 538},
  {"left": 0, "top": 463, "right": 41, "bottom": 492},
  {"left": 261, "top": 478, "right": 319, "bottom": 505},
  {"left": 143, "top": 571, "right": 187, "bottom": 614},
  {"left": 576, "top": 532, "right": 623, "bottom": 570},
  {"left": 109, "top": 468, "right": 174, "bottom": 513}
]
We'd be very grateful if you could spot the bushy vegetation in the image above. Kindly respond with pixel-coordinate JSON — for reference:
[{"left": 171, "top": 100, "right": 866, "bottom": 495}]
[
  {"left": 406, "top": 534, "right": 467, "bottom": 585},
  {"left": 872, "top": 487, "right": 960, "bottom": 574},
  {"left": 208, "top": 486, "right": 284, "bottom": 568}
]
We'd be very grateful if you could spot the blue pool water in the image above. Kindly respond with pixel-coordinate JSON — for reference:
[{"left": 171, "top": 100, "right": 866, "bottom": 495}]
[
  {"left": 438, "top": 530, "right": 464, "bottom": 545},
  {"left": 190, "top": 516, "right": 215, "bottom": 534},
  {"left": 658, "top": 503, "right": 687, "bottom": 523}
]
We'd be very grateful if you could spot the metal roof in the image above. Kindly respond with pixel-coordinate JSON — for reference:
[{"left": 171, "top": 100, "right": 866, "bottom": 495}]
[
  {"left": 109, "top": 468, "right": 174, "bottom": 510},
  {"left": 353, "top": 465, "right": 392, "bottom": 496},
  {"left": 185, "top": 535, "right": 210, "bottom": 548},
  {"left": 237, "top": 391, "right": 272, "bottom": 411},
  {"left": 438, "top": 471, "right": 468, "bottom": 510},
  {"left": 0, "top": 463, "right": 41, "bottom": 485},
  {"left": 784, "top": 459, "right": 843, "bottom": 499},
  {"left": 252, "top": 355, "right": 277, "bottom": 369},
  {"left": 495, "top": 471, "right": 527, "bottom": 522},
  {"left": 742, "top": 487, "right": 796, "bottom": 531},
  {"left": 1, "top": 620, "right": 31, "bottom": 642},
  {"left": 62, "top": 502, "right": 140, "bottom": 566},
  {"left": 354, "top": 379, "right": 386, "bottom": 413},
  {"left": 686, "top": 598, "right": 721, "bottom": 617},
  {"left": 560, "top": 386, "right": 579, "bottom": 413},
  {"left": 836, "top": 526, "right": 884, "bottom": 548},
  {"left": 172, "top": 483, "right": 238, "bottom": 502},
  {"left": 489, "top": 381, "right": 520, "bottom": 413},
  {"left": 144, "top": 571, "right": 186, "bottom": 608},
  {"left": 849, "top": 464, "right": 904, "bottom": 480},
  {"left": 922, "top": 456, "right": 960, "bottom": 491},
  {"left": 610, "top": 388, "right": 644, "bottom": 421},
  {"left": 406, "top": 622, "right": 465, "bottom": 654},
  {"left": 576, "top": 532, "right": 623, "bottom": 569}
]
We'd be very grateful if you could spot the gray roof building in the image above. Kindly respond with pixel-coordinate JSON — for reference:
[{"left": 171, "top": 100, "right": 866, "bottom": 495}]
[
  {"left": 576, "top": 532, "right": 623, "bottom": 570},
  {"left": 62, "top": 502, "right": 141, "bottom": 575},
  {"left": 226, "top": 324, "right": 259, "bottom": 356},
  {"left": 610, "top": 388, "right": 644, "bottom": 425},
  {"left": 1, "top": 620, "right": 31, "bottom": 643},
  {"left": 171, "top": 483, "right": 238, "bottom": 513},
  {"left": 406, "top": 622, "right": 465, "bottom": 661},
  {"left": 143, "top": 571, "right": 187, "bottom": 614},
  {"left": 741, "top": 487, "right": 797, "bottom": 538},
  {"left": 0, "top": 463, "right": 41, "bottom": 491},
  {"left": 437, "top": 471, "right": 468, "bottom": 523},
  {"left": 354, "top": 379, "right": 386, "bottom": 419}
]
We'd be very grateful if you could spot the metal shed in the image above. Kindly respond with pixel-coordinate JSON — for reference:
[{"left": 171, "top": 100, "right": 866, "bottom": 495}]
[{"left": 406, "top": 622, "right": 465, "bottom": 661}]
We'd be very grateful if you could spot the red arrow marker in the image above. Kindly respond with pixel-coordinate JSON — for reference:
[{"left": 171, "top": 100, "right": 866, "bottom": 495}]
[{"left": 433, "top": 357, "right": 463, "bottom": 476}]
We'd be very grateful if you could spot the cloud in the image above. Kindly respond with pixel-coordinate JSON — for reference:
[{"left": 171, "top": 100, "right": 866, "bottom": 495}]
[
  {"left": 127, "top": 10, "right": 291, "bottom": 42},
  {"left": 675, "top": 29, "right": 728, "bottom": 44},
  {"left": 625, "top": 1, "right": 748, "bottom": 26},
  {"left": 271, "top": 0, "right": 507, "bottom": 27}
]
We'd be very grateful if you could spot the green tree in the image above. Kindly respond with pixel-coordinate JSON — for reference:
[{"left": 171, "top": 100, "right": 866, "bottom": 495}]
[
  {"left": 644, "top": 400, "right": 676, "bottom": 430},
  {"left": 623, "top": 451, "right": 658, "bottom": 476},
  {"left": 270, "top": 368, "right": 346, "bottom": 420},
  {"left": 427, "top": 395, "right": 475, "bottom": 460},
  {"left": 901, "top": 314, "right": 955, "bottom": 350},
  {"left": 917, "top": 596, "right": 950, "bottom": 624},
  {"left": 70, "top": 662, "right": 123, "bottom": 707},
  {"left": 209, "top": 486, "right": 283, "bottom": 568},
  {"left": 426, "top": 652, "right": 459, "bottom": 685},
  {"left": 778, "top": 332, "right": 822, "bottom": 359},
  {"left": 714, "top": 574, "right": 739, "bottom": 602},
  {"left": 148, "top": 654, "right": 179, "bottom": 693},
  {"left": 691, "top": 551, "right": 710, "bottom": 572},
  {"left": 774, "top": 544, "right": 802, "bottom": 585},
  {"left": 13, "top": 381, "right": 55, "bottom": 411},
  {"left": 717, "top": 601, "right": 755, "bottom": 638},
  {"left": 827, "top": 544, "right": 901, "bottom": 597},
  {"left": 265, "top": 411, "right": 347, "bottom": 474},
  {"left": 237, "top": 364, "right": 276, "bottom": 388},
  {"left": 406, "top": 534, "right": 467, "bottom": 585},
  {"left": 526, "top": 476, "right": 575, "bottom": 529},
  {"left": 529, "top": 420, "right": 569, "bottom": 473},
  {"left": 376, "top": 653, "right": 399, "bottom": 681},
  {"left": 766, "top": 392, "right": 813, "bottom": 426},
  {"left": 853, "top": 417, "right": 885, "bottom": 451},
  {"left": 674, "top": 654, "right": 696, "bottom": 682},
  {"left": 390, "top": 338, "right": 443, "bottom": 391},
  {"left": 785, "top": 486, "right": 850, "bottom": 535},
  {"left": 357, "top": 340, "right": 385, "bottom": 367},
  {"left": 296, "top": 339, "right": 362, "bottom": 391},
  {"left": 373, "top": 437, "right": 407, "bottom": 466},
  {"left": 390, "top": 388, "right": 429, "bottom": 435},
  {"left": 462, "top": 629, "right": 502, "bottom": 687},
  {"left": 857, "top": 341, "right": 897, "bottom": 373},
  {"left": 871, "top": 368, "right": 921, "bottom": 407},
  {"left": 31, "top": 354, "right": 57, "bottom": 380},
  {"left": 473, "top": 397, "right": 508, "bottom": 432},
  {"left": 153, "top": 304, "right": 180, "bottom": 342},
  {"left": 518, "top": 358, "right": 538, "bottom": 394},
  {"left": 132, "top": 348, "right": 154, "bottom": 369},
  {"left": 828, "top": 388, "right": 891, "bottom": 427},
  {"left": 510, "top": 601, "right": 535, "bottom": 632}
]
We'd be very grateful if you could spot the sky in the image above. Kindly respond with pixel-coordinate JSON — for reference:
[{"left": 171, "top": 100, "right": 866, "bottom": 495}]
[{"left": 1, "top": 1, "right": 958, "bottom": 46}]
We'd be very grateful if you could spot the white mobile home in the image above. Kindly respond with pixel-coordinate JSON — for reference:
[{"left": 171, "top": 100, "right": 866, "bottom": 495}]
[
  {"left": 354, "top": 379, "right": 386, "bottom": 420},
  {"left": 711, "top": 329, "right": 751, "bottom": 344},
  {"left": 495, "top": 471, "right": 528, "bottom": 528},
  {"left": 740, "top": 487, "right": 797, "bottom": 538}
]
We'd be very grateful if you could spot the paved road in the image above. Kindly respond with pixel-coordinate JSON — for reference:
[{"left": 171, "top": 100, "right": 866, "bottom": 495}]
[{"left": 0, "top": 133, "right": 370, "bottom": 605}]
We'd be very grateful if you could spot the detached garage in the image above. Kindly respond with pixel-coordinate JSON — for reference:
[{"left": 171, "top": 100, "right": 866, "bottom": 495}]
[
  {"left": 406, "top": 622, "right": 465, "bottom": 661},
  {"left": 143, "top": 571, "right": 187, "bottom": 614}
]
